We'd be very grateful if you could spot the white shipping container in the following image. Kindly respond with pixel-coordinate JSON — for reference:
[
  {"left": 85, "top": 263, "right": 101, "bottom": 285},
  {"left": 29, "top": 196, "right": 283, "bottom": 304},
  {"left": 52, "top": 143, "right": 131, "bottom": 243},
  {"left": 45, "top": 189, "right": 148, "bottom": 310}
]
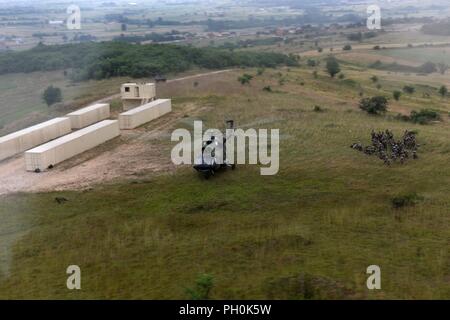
[
  {"left": 0, "top": 117, "right": 71, "bottom": 162},
  {"left": 119, "top": 99, "right": 172, "bottom": 130},
  {"left": 25, "top": 120, "right": 120, "bottom": 172},
  {"left": 67, "top": 103, "right": 110, "bottom": 129}
]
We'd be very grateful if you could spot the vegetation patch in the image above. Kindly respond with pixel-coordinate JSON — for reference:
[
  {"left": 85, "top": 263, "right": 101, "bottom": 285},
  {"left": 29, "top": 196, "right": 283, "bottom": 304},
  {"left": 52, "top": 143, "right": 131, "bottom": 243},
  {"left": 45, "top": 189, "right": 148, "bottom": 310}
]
[{"left": 391, "top": 193, "right": 424, "bottom": 209}]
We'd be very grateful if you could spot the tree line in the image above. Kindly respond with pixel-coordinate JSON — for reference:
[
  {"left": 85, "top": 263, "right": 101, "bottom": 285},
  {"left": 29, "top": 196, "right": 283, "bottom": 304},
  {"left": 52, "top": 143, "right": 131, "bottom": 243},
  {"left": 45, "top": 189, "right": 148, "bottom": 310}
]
[{"left": 0, "top": 42, "right": 298, "bottom": 81}]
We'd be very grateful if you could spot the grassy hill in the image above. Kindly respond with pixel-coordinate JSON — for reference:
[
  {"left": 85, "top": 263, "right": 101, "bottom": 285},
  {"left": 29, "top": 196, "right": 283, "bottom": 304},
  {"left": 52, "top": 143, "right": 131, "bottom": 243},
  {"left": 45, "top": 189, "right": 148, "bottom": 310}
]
[{"left": 0, "top": 64, "right": 449, "bottom": 299}]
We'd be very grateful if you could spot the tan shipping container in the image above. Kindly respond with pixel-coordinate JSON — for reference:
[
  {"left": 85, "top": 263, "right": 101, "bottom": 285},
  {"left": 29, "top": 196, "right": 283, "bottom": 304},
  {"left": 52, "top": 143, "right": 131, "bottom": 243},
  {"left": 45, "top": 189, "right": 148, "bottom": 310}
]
[
  {"left": 119, "top": 99, "right": 172, "bottom": 130},
  {"left": 25, "top": 120, "right": 120, "bottom": 172},
  {"left": 0, "top": 117, "right": 71, "bottom": 162},
  {"left": 67, "top": 103, "right": 110, "bottom": 129}
]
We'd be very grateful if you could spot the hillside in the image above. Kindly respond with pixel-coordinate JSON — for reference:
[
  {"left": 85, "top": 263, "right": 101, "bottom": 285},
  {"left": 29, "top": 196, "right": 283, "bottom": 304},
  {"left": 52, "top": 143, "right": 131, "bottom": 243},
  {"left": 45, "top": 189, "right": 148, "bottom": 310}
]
[{"left": 0, "top": 61, "right": 449, "bottom": 299}]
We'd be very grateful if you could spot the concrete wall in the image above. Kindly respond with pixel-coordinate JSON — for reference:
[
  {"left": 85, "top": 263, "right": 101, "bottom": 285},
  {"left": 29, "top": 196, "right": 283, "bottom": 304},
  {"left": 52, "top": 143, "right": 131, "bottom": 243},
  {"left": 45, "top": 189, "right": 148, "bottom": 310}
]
[
  {"left": 119, "top": 99, "right": 172, "bottom": 130},
  {"left": 67, "top": 103, "right": 110, "bottom": 129},
  {"left": 0, "top": 118, "right": 71, "bottom": 162},
  {"left": 25, "top": 120, "right": 120, "bottom": 172}
]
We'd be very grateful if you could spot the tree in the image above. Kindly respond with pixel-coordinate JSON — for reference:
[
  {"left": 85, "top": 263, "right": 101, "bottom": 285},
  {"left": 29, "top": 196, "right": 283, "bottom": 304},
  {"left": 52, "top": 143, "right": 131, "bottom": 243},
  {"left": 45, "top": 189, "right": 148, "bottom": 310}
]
[
  {"left": 42, "top": 86, "right": 62, "bottom": 106},
  {"left": 121, "top": 23, "right": 127, "bottom": 31},
  {"left": 359, "top": 96, "right": 388, "bottom": 115},
  {"left": 393, "top": 90, "right": 402, "bottom": 101},
  {"left": 439, "top": 85, "right": 448, "bottom": 97},
  {"left": 325, "top": 56, "right": 340, "bottom": 78},
  {"left": 238, "top": 73, "right": 253, "bottom": 85}
]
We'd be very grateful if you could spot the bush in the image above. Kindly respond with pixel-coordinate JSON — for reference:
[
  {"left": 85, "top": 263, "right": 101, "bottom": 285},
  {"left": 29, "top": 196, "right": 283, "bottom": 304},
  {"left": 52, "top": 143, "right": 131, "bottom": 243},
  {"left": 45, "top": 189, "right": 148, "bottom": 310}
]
[
  {"left": 338, "top": 73, "right": 345, "bottom": 79},
  {"left": 439, "top": 85, "right": 448, "bottom": 97},
  {"left": 262, "top": 86, "right": 272, "bottom": 92},
  {"left": 393, "top": 90, "right": 402, "bottom": 101},
  {"left": 185, "top": 274, "right": 214, "bottom": 300},
  {"left": 370, "top": 75, "right": 378, "bottom": 83},
  {"left": 42, "top": 86, "right": 62, "bottom": 106},
  {"left": 326, "top": 56, "right": 340, "bottom": 78},
  {"left": 392, "top": 193, "right": 423, "bottom": 209},
  {"left": 313, "top": 105, "right": 326, "bottom": 112},
  {"left": 342, "top": 44, "right": 352, "bottom": 51},
  {"left": 403, "top": 85, "right": 415, "bottom": 94},
  {"left": 410, "top": 109, "right": 441, "bottom": 124},
  {"left": 307, "top": 59, "right": 317, "bottom": 67},
  {"left": 359, "top": 96, "right": 388, "bottom": 115},
  {"left": 238, "top": 73, "right": 253, "bottom": 85}
]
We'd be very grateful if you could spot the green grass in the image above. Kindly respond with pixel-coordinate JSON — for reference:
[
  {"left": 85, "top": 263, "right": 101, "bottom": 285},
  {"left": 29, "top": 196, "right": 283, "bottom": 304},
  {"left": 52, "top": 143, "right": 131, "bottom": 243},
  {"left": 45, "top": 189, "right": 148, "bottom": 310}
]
[
  {"left": 0, "top": 71, "right": 130, "bottom": 136},
  {"left": 0, "top": 67, "right": 449, "bottom": 299}
]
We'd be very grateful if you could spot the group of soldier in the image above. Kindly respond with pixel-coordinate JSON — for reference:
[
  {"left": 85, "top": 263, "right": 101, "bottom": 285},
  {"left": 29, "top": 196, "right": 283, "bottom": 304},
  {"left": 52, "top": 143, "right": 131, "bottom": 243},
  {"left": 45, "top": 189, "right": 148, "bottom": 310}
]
[{"left": 351, "top": 130, "right": 419, "bottom": 165}]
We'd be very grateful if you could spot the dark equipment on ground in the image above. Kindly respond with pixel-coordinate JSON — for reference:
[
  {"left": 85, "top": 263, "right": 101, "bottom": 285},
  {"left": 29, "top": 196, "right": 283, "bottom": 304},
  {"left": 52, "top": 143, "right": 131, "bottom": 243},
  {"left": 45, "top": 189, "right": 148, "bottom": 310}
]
[
  {"left": 154, "top": 74, "right": 167, "bottom": 83},
  {"left": 194, "top": 120, "right": 236, "bottom": 179},
  {"left": 351, "top": 130, "right": 419, "bottom": 165}
]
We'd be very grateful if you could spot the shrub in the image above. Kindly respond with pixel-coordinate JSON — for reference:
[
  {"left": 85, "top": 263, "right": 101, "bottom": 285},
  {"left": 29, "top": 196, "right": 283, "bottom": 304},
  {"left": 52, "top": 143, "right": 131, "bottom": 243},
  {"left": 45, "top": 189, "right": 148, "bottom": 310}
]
[
  {"left": 359, "top": 96, "right": 388, "bottom": 115},
  {"left": 393, "top": 90, "right": 402, "bottom": 101},
  {"left": 313, "top": 105, "right": 326, "bottom": 112},
  {"left": 439, "top": 85, "right": 448, "bottom": 97},
  {"left": 262, "top": 86, "right": 272, "bottom": 92},
  {"left": 307, "top": 59, "right": 317, "bottom": 67},
  {"left": 342, "top": 44, "right": 352, "bottom": 51},
  {"left": 370, "top": 75, "right": 378, "bottom": 83},
  {"left": 409, "top": 109, "right": 441, "bottom": 124},
  {"left": 403, "top": 85, "right": 415, "bottom": 94},
  {"left": 238, "top": 73, "right": 253, "bottom": 85},
  {"left": 338, "top": 73, "right": 345, "bottom": 79},
  {"left": 392, "top": 193, "right": 423, "bottom": 209},
  {"left": 185, "top": 274, "right": 214, "bottom": 300},
  {"left": 42, "top": 86, "right": 62, "bottom": 106},
  {"left": 326, "top": 56, "right": 340, "bottom": 78}
]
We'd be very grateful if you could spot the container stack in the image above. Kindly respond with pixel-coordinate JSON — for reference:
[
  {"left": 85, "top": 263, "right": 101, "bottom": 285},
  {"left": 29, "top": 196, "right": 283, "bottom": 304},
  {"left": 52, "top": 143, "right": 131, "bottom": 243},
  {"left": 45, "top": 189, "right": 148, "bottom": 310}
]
[
  {"left": 119, "top": 99, "right": 172, "bottom": 130},
  {"left": 67, "top": 103, "right": 110, "bottom": 129},
  {"left": 25, "top": 120, "right": 120, "bottom": 171},
  {"left": 0, "top": 117, "right": 72, "bottom": 162}
]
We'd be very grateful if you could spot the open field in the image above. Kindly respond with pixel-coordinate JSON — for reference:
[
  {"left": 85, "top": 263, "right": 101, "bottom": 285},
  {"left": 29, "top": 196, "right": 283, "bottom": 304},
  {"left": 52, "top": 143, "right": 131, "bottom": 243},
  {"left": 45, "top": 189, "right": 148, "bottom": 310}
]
[{"left": 0, "top": 63, "right": 449, "bottom": 299}]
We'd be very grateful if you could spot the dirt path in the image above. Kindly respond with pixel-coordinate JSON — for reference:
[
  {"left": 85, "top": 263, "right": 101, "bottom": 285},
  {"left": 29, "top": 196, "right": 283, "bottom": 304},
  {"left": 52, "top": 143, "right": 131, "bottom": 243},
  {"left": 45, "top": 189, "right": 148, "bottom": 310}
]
[
  {"left": 92, "top": 69, "right": 234, "bottom": 104},
  {"left": 0, "top": 70, "right": 233, "bottom": 195}
]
